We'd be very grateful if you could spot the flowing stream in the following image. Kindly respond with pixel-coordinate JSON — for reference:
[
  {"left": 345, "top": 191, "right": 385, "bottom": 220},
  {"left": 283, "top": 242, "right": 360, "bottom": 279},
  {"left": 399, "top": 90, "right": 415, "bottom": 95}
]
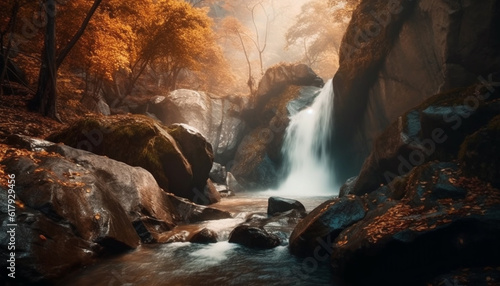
[
  {"left": 58, "top": 80, "right": 337, "bottom": 285},
  {"left": 57, "top": 194, "right": 333, "bottom": 286}
]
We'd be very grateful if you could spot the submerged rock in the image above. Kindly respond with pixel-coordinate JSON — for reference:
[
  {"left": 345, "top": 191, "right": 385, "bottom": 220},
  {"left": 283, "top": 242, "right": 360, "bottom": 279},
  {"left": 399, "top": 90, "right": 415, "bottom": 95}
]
[
  {"left": 229, "top": 225, "right": 280, "bottom": 249},
  {"left": 267, "top": 197, "right": 306, "bottom": 216},
  {"left": 190, "top": 228, "right": 218, "bottom": 244}
]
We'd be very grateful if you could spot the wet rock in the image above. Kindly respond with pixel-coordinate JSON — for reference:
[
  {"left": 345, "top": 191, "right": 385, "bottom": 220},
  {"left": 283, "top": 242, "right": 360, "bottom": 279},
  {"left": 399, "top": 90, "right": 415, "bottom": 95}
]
[
  {"left": 229, "top": 225, "right": 280, "bottom": 249},
  {"left": 289, "top": 196, "right": 366, "bottom": 257},
  {"left": 267, "top": 197, "right": 306, "bottom": 216},
  {"left": 226, "top": 172, "right": 244, "bottom": 193},
  {"left": 286, "top": 86, "right": 322, "bottom": 115},
  {"left": 209, "top": 162, "right": 227, "bottom": 184},
  {"left": 0, "top": 136, "right": 179, "bottom": 283},
  {"left": 339, "top": 176, "right": 357, "bottom": 197},
  {"left": 459, "top": 115, "right": 500, "bottom": 188},
  {"left": 190, "top": 228, "right": 218, "bottom": 244},
  {"left": 167, "top": 194, "right": 232, "bottom": 224},
  {"left": 48, "top": 115, "right": 215, "bottom": 203},
  {"left": 191, "top": 179, "right": 221, "bottom": 205},
  {"left": 218, "top": 189, "right": 235, "bottom": 198},
  {"left": 330, "top": 161, "right": 500, "bottom": 286}
]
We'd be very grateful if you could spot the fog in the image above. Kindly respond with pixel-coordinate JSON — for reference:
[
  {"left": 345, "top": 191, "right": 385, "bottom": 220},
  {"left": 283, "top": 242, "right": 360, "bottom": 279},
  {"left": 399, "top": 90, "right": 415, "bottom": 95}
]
[{"left": 207, "top": 0, "right": 337, "bottom": 93}]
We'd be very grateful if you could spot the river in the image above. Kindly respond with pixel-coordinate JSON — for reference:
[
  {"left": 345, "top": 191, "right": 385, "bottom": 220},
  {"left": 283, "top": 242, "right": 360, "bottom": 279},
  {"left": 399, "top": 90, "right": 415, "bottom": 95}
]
[{"left": 57, "top": 192, "right": 335, "bottom": 286}]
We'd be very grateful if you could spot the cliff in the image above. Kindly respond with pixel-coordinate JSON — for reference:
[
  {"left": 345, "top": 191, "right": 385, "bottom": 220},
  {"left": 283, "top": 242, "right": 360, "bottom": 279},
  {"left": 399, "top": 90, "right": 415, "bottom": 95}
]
[{"left": 332, "top": 0, "right": 500, "bottom": 181}]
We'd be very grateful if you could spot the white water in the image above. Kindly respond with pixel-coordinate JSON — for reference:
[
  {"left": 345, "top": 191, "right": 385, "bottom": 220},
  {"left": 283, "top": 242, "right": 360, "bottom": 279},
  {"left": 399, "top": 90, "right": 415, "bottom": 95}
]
[{"left": 277, "top": 79, "right": 337, "bottom": 196}]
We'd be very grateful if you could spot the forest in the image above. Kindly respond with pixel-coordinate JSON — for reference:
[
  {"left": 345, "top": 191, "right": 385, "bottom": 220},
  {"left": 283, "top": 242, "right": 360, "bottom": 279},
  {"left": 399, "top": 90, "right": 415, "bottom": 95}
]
[
  {"left": 1, "top": 0, "right": 500, "bottom": 285},
  {"left": 0, "top": 0, "right": 354, "bottom": 122}
]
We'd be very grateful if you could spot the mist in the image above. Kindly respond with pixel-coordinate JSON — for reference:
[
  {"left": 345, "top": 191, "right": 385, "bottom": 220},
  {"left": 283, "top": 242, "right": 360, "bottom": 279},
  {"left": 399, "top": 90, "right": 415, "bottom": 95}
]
[{"left": 206, "top": 0, "right": 341, "bottom": 94}]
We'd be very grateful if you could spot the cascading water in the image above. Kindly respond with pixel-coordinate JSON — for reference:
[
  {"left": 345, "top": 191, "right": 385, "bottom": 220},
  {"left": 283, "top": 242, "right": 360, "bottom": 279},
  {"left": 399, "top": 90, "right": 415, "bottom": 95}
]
[{"left": 277, "top": 79, "right": 337, "bottom": 195}]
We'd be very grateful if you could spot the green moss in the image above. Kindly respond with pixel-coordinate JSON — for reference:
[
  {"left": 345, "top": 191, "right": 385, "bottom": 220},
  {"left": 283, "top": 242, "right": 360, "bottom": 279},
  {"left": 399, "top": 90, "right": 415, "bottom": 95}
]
[{"left": 46, "top": 114, "right": 193, "bottom": 193}]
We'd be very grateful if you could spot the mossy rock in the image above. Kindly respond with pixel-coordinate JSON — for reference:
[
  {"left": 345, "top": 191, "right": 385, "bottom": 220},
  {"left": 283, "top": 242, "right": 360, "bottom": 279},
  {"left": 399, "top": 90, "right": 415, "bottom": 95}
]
[
  {"left": 459, "top": 115, "right": 500, "bottom": 188},
  {"left": 48, "top": 115, "right": 197, "bottom": 199}
]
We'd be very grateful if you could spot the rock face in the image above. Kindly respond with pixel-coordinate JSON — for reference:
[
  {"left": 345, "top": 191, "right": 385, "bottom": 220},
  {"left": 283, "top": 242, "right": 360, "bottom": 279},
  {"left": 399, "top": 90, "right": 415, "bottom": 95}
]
[
  {"left": 0, "top": 135, "right": 177, "bottom": 283},
  {"left": 230, "top": 64, "right": 324, "bottom": 189},
  {"left": 345, "top": 83, "right": 500, "bottom": 196},
  {"left": 332, "top": 0, "right": 500, "bottom": 181},
  {"left": 48, "top": 115, "right": 215, "bottom": 204},
  {"left": 148, "top": 90, "right": 247, "bottom": 164}
]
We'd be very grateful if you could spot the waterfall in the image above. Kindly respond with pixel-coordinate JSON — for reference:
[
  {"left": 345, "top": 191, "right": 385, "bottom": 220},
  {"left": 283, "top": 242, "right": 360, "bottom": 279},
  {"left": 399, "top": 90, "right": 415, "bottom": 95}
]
[{"left": 277, "top": 79, "right": 337, "bottom": 195}]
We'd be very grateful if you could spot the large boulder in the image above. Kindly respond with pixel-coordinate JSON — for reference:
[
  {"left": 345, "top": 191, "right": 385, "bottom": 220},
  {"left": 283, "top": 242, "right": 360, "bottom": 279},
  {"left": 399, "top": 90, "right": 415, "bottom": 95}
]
[
  {"left": 289, "top": 196, "right": 366, "bottom": 257},
  {"left": 48, "top": 115, "right": 215, "bottom": 204},
  {"left": 147, "top": 91, "right": 247, "bottom": 164},
  {"left": 0, "top": 136, "right": 178, "bottom": 283},
  {"left": 329, "top": 161, "right": 500, "bottom": 286},
  {"left": 332, "top": 0, "right": 500, "bottom": 182}
]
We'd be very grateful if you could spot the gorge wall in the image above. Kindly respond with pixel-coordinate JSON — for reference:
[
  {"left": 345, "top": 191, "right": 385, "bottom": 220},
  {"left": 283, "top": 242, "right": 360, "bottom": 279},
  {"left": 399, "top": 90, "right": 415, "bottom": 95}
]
[{"left": 332, "top": 0, "right": 500, "bottom": 182}]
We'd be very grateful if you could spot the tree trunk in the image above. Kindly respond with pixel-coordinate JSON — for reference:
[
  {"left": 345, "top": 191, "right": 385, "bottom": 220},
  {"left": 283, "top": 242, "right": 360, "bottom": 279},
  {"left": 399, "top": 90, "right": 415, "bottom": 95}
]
[
  {"left": 0, "top": 1, "right": 21, "bottom": 96},
  {"left": 31, "top": 0, "right": 60, "bottom": 121},
  {"left": 31, "top": 0, "right": 102, "bottom": 120}
]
